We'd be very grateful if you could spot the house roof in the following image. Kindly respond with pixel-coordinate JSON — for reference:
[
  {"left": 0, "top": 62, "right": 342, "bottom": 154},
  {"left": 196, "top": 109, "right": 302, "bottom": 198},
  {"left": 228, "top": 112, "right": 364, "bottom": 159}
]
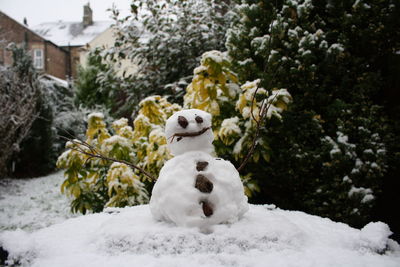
[
  {"left": 40, "top": 74, "right": 69, "bottom": 87},
  {"left": 31, "top": 20, "right": 113, "bottom": 47}
]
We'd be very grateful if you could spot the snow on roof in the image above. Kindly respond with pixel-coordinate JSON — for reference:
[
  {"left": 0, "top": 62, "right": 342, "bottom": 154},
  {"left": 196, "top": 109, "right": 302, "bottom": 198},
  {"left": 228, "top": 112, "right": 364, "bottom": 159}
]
[
  {"left": 31, "top": 20, "right": 113, "bottom": 47},
  {"left": 40, "top": 74, "right": 69, "bottom": 87}
]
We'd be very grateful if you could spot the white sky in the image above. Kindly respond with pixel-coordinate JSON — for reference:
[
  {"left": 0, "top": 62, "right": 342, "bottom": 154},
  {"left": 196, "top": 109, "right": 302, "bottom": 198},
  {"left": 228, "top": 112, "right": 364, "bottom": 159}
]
[{"left": 0, "top": 0, "right": 132, "bottom": 26}]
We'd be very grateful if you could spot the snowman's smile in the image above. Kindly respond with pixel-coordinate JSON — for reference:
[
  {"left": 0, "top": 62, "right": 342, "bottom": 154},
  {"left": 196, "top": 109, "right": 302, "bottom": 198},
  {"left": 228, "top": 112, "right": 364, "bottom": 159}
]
[{"left": 168, "top": 126, "right": 211, "bottom": 143}]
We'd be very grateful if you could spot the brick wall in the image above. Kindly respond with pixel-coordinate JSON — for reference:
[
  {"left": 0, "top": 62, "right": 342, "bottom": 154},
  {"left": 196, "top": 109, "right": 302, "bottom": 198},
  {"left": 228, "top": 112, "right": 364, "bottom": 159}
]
[
  {"left": 45, "top": 42, "right": 69, "bottom": 79},
  {"left": 0, "top": 11, "right": 70, "bottom": 79},
  {"left": 65, "top": 46, "right": 81, "bottom": 79}
]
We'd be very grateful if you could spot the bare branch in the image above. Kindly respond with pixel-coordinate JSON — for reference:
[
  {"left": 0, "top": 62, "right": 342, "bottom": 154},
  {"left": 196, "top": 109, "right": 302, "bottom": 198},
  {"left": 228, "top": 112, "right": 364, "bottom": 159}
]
[
  {"left": 250, "top": 85, "right": 260, "bottom": 124},
  {"left": 237, "top": 91, "right": 280, "bottom": 172},
  {"left": 237, "top": 120, "right": 262, "bottom": 172}
]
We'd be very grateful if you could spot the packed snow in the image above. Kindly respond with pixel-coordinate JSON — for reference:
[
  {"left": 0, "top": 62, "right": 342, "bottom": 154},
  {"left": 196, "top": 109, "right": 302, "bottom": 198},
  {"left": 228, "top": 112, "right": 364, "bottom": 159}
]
[
  {"left": 152, "top": 109, "right": 248, "bottom": 228},
  {"left": 164, "top": 109, "right": 214, "bottom": 156},
  {"left": 150, "top": 151, "right": 248, "bottom": 228},
  {"left": 1, "top": 204, "right": 399, "bottom": 267}
]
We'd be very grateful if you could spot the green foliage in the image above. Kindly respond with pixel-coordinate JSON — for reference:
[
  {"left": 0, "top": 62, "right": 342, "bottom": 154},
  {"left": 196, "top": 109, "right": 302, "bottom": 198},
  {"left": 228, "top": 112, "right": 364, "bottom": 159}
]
[
  {"left": 57, "top": 96, "right": 180, "bottom": 214},
  {"left": 184, "top": 50, "right": 292, "bottom": 197},
  {"left": 131, "top": 96, "right": 181, "bottom": 177},
  {"left": 10, "top": 43, "right": 35, "bottom": 77},
  {"left": 75, "top": 48, "right": 121, "bottom": 114},
  {"left": 105, "top": 0, "right": 233, "bottom": 114},
  {"left": 0, "top": 44, "right": 40, "bottom": 177},
  {"left": 57, "top": 0, "right": 400, "bottom": 231},
  {"left": 226, "top": 0, "right": 400, "bottom": 227},
  {"left": 13, "top": 90, "right": 57, "bottom": 177},
  {"left": 57, "top": 48, "right": 292, "bottom": 211},
  {"left": 2, "top": 44, "right": 63, "bottom": 178}
]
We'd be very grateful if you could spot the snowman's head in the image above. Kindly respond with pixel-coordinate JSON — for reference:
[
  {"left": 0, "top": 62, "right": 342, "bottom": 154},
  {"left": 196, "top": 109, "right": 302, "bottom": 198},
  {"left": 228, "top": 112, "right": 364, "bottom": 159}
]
[{"left": 165, "top": 109, "right": 214, "bottom": 156}]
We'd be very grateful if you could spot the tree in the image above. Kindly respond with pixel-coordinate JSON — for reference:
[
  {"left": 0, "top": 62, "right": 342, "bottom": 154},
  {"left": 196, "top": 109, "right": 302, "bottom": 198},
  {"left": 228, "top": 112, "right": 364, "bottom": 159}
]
[
  {"left": 1, "top": 45, "right": 100, "bottom": 178},
  {"left": 0, "top": 44, "right": 40, "bottom": 178},
  {"left": 104, "top": 0, "right": 233, "bottom": 116},
  {"left": 74, "top": 48, "right": 121, "bottom": 114},
  {"left": 12, "top": 88, "right": 56, "bottom": 177},
  {"left": 226, "top": 0, "right": 400, "bottom": 227}
]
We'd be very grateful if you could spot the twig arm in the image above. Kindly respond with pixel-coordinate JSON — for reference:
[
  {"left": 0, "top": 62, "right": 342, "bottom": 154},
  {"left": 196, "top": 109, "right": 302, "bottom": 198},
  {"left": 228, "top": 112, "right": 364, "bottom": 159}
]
[
  {"left": 167, "top": 126, "right": 211, "bottom": 143},
  {"left": 65, "top": 138, "right": 156, "bottom": 181}
]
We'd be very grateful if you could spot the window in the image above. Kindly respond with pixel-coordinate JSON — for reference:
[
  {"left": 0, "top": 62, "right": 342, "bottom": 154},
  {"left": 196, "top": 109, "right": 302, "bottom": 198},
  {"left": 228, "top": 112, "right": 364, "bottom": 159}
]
[{"left": 33, "top": 49, "right": 44, "bottom": 69}]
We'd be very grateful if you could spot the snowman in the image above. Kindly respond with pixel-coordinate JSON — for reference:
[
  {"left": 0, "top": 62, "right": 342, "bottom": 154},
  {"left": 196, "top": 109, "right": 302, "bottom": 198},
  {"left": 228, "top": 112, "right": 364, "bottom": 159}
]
[{"left": 150, "top": 109, "right": 249, "bottom": 228}]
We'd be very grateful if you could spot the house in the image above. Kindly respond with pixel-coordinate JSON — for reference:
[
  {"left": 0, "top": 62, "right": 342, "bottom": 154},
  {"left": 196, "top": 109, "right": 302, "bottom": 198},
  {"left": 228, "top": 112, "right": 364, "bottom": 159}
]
[
  {"left": 0, "top": 4, "right": 114, "bottom": 80},
  {"left": 32, "top": 3, "right": 113, "bottom": 78},
  {"left": 0, "top": 11, "right": 70, "bottom": 79},
  {"left": 79, "top": 27, "right": 138, "bottom": 77}
]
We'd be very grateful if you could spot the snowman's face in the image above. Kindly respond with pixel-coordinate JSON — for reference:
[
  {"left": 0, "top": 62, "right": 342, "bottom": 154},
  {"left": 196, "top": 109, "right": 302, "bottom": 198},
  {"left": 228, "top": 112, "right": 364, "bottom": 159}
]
[{"left": 165, "top": 109, "right": 214, "bottom": 156}]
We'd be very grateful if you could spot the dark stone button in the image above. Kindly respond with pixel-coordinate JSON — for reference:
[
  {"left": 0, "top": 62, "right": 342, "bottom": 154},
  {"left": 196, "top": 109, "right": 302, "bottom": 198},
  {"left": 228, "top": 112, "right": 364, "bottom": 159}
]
[
  {"left": 195, "top": 116, "right": 203, "bottom": 123},
  {"left": 195, "top": 174, "right": 213, "bottom": 193},
  {"left": 201, "top": 201, "right": 213, "bottom": 217},
  {"left": 178, "top": 116, "right": 188, "bottom": 128},
  {"left": 196, "top": 161, "right": 208, "bottom": 171}
]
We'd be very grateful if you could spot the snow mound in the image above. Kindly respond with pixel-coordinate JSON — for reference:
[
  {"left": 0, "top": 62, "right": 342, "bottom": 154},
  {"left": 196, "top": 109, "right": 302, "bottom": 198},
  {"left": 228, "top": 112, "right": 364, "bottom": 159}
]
[
  {"left": 360, "top": 222, "right": 393, "bottom": 253},
  {"left": 1, "top": 205, "right": 399, "bottom": 267}
]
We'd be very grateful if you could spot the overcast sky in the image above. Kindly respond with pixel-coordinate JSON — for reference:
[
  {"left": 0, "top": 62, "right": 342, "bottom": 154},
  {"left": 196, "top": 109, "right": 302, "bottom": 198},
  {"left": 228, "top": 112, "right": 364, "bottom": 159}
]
[{"left": 0, "top": 0, "right": 132, "bottom": 26}]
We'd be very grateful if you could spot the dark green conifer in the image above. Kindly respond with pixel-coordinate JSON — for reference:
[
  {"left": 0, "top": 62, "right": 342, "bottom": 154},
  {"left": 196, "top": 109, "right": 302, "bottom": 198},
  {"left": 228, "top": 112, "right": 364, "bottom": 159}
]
[{"left": 226, "top": 0, "right": 400, "bottom": 227}]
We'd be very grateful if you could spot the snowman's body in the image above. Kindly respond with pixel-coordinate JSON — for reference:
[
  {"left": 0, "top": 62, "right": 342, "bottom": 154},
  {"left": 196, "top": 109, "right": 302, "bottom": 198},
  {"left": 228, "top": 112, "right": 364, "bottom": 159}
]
[{"left": 149, "top": 109, "right": 248, "bottom": 228}]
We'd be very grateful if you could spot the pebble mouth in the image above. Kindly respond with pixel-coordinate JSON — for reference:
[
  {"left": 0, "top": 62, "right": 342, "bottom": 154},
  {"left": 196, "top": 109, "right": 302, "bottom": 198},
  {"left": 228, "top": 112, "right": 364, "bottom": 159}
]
[{"left": 168, "top": 127, "right": 211, "bottom": 143}]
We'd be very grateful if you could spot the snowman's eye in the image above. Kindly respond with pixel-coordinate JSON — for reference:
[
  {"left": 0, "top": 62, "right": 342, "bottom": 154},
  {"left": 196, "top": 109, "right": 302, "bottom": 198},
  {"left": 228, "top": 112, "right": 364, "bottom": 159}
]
[
  {"left": 178, "top": 116, "right": 188, "bottom": 128},
  {"left": 195, "top": 116, "right": 203, "bottom": 124}
]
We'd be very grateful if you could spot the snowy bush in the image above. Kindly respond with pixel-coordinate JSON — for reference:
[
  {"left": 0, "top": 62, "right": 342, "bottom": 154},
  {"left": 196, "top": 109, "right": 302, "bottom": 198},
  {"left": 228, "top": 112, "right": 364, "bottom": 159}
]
[
  {"left": 57, "top": 96, "right": 180, "bottom": 213},
  {"left": 225, "top": 0, "right": 400, "bottom": 227},
  {"left": 184, "top": 51, "right": 292, "bottom": 196},
  {"left": 0, "top": 45, "right": 40, "bottom": 177},
  {"left": 0, "top": 45, "right": 80, "bottom": 177},
  {"left": 103, "top": 0, "right": 233, "bottom": 116},
  {"left": 19, "top": 72, "right": 112, "bottom": 178},
  {"left": 57, "top": 0, "right": 400, "bottom": 229},
  {"left": 74, "top": 48, "right": 123, "bottom": 115},
  {"left": 57, "top": 50, "right": 292, "bottom": 212},
  {"left": 14, "top": 83, "right": 56, "bottom": 177}
]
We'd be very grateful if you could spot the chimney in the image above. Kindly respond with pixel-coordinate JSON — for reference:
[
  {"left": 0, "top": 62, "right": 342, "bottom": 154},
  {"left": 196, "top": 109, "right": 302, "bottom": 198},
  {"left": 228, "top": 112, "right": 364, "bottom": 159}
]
[{"left": 83, "top": 3, "right": 93, "bottom": 27}]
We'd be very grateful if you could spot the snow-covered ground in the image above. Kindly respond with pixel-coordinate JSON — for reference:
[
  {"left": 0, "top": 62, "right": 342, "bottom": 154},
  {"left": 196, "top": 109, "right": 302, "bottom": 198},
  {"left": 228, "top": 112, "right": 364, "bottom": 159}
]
[
  {"left": 1, "top": 172, "right": 399, "bottom": 267},
  {"left": 1, "top": 205, "right": 400, "bottom": 266},
  {"left": 0, "top": 171, "right": 77, "bottom": 232}
]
